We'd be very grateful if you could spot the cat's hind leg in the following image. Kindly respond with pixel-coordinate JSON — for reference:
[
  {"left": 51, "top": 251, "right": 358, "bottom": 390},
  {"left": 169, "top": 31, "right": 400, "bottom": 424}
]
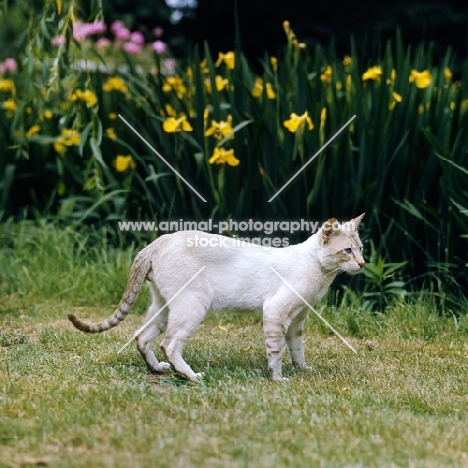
[
  {"left": 136, "top": 291, "right": 171, "bottom": 373},
  {"left": 160, "top": 295, "right": 208, "bottom": 382}
]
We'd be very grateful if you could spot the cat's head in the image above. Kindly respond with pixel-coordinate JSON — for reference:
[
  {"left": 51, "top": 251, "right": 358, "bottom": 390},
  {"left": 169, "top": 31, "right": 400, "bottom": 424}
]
[{"left": 317, "top": 213, "right": 365, "bottom": 275}]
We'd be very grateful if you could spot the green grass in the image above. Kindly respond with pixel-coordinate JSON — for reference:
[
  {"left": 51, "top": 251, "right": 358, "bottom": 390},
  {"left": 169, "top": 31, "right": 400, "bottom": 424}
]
[{"left": 1, "top": 223, "right": 468, "bottom": 467}]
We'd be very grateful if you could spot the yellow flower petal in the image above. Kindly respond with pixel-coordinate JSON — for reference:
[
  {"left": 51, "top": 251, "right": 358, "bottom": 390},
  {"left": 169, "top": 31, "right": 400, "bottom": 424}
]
[
  {"left": 0, "top": 79, "right": 15, "bottom": 93},
  {"left": 163, "top": 117, "right": 179, "bottom": 133},
  {"left": 181, "top": 118, "right": 193, "bottom": 131},
  {"left": 270, "top": 56, "right": 278, "bottom": 72},
  {"left": 320, "top": 65, "right": 332, "bottom": 84},
  {"left": 320, "top": 107, "right": 327, "bottom": 127},
  {"left": 266, "top": 83, "right": 276, "bottom": 99},
  {"left": 26, "top": 125, "right": 41, "bottom": 138},
  {"left": 54, "top": 142, "right": 67, "bottom": 154},
  {"left": 392, "top": 91, "right": 402, "bottom": 102},
  {"left": 2, "top": 98, "right": 16, "bottom": 111},
  {"left": 362, "top": 66, "right": 382, "bottom": 81},
  {"left": 215, "top": 51, "right": 235, "bottom": 70},
  {"left": 283, "top": 113, "right": 301, "bottom": 133},
  {"left": 215, "top": 75, "right": 228, "bottom": 91},
  {"left": 106, "top": 127, "right": 117, "bottom": 140},
  {"left": 103, "top": 76, "right": 129, "bottom": 93},
  {"left": 113, "top": 155, "right": 135, "bottom": 172},
  {"left": 225, "top": 150, "right": 240, "bottom": 167},
  {"left": 409, "top": 70, "right": 432, "bottom": 89},
  {"left": 208, "top": 147, "right": 239, "bottom": 166},
  {"left": 252, "top": 77, "right": 263, "bottom": 98},
  {"left": 208, "top": 148, "right": 221, "bottom": 164},
  {"left": 283, "top": 111, "right": 313, "bottom": 133}
]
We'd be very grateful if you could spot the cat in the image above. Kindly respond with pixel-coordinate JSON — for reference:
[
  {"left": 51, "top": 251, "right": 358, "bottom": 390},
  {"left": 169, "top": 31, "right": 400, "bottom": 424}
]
[{"left": 68, "top": 213, "right": 365, "bottom": 381}]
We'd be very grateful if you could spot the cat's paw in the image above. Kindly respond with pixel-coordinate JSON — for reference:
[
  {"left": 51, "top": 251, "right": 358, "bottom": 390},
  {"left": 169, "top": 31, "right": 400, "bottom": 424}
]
[
  {"left": 192, "top": 372, "right": 204, "bottom": 382},
  {"left": 157, "top": 362, "right": 172, "bottom": 372},
  {"left": 271, "top": 375, "right": 290, "bottom": 382},
  {"left": 294, "top": 363, "right": 313, "bottom": 371}
]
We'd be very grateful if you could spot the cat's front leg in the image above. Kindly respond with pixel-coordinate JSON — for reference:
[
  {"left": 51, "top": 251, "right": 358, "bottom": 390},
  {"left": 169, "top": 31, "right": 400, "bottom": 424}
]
[
  {"left": 263, "top": 304, "right": 292, "bottom": 381},
  {"left": 286, "top": 309, "right": 310, "bottom": 369}
]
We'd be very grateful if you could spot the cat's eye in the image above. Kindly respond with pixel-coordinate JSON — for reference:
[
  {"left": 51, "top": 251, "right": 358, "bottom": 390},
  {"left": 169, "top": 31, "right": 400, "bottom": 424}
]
[{"left": 344, "top": 248, "right": 352, "bottom": 254}]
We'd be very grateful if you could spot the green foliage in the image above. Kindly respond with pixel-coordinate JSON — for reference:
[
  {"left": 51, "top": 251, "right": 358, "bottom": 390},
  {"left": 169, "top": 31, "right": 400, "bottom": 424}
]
[
  {"left": 360, "top": 240, "right": 408, "bottom": 311},
  {"left": 0, "top": 7, "right": 468, "bottom": 291}
]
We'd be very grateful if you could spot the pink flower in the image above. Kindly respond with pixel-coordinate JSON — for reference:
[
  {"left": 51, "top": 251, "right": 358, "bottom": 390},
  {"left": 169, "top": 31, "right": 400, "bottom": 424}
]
[
  {"left": 51, "top": 35, "right": 66, "bottom": 46},
  {"left": 73, "top": 21, "right": 105, "bottom": 41},
  {"left": 130, "top": 31, "right": 145, "bottom": 45},
  {"left": 114, "top": 27, "right": 131, "bottom": 41},
  {"left": 73, "top": 21, "right": 90, "bottom": 41},
  {"left": 122, "top": 42, "right": 142, "bottom": 54},
  {"left": 95, "top": 37, "right": 111, "bottom": 48},
  {"left": 111, "top": 20, "right": 126, "bottom": 33},
  {"left": 153, "top": 27, "right": 164, "bottom": 37},
  {"left": 87, "top": 21, "right": 106, "bottom": 35},
  {"left": 3, "top": 58, "right": 17, "bottom": 71},
  {"left": 151, "top": 41, "right": 167, "bottom": 55}
]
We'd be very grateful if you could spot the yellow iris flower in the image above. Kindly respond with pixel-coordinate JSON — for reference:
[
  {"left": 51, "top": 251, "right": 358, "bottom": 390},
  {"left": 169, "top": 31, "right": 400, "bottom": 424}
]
[
  {"left": 205, "top": 75, "right": 229, "bottom": 93},
  {"left": 163, "top": 115, "right": 193, "bottom": 133},
  {"left": 389, "top": 92, "right": 403, "bottom": 111},
  {"left": 103, "top": 76, "right": 129, "bottom": 93},
  {"left": 162, "top": 76, "right": 187, "bottom": 98},
  {"left": 0, "top": 79, "right": 15, "bottom": 93},
  {"left": 252, "top": 78, "right": 276, "bottom": 99},
  {"left": 53, "top": 128, "right": 80, "bottom": 154},
  {"left": 342, "top": 55, "right": 352, "bottom": 67},
  {"left": 71, "top": 89, "right": 98, "bottom": 108},
  {"left": 320, "top": 65, "right": 332, "bottom": 84},
  {"left": 215, "top": 51, "right": 235, "bottom": 70},
  {"left": 2, "top": 98, "right": 16, "bottom": 111},
  {"left": 270, "top": 56, "right": 278, "bottom": 72},
  {"left": 409, "top": 70, "right": 432, "bottom": 89},
  {"left": 208, "top": 147, "right": 240, "bottom": 166},
  {"left": 362, "top": 66, "right": 383, "bottom": 81},
  {"left": 106, "top": 128, "right": 117, "bottom": 140},
  {"left": 215, "top": 75, "right": 229, "bottom": 91},
  {"left": 113, "top": 155, "right": 136, "bottom": 172},
  {"left": 205, "top": 115, "right": 234, "bottom": 139},
  {"left": 283, "top": 111, "right": 314, "bottom": 133}
]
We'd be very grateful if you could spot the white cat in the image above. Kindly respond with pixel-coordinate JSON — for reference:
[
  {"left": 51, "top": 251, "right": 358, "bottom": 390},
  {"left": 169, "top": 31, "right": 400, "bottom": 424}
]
[{"left": 68, "top": 214, "right": 365, "bottom": 381}]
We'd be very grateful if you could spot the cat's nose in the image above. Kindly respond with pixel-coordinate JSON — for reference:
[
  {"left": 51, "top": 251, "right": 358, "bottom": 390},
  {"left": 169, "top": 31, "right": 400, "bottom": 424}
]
[{"left": 358, "top": 261, "right": 365, "bottom": 268}]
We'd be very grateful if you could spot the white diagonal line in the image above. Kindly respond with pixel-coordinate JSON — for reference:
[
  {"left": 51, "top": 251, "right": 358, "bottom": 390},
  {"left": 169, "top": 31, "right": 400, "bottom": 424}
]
[
  {"left": 118, "top": 114, "right": 207, "bottom": 202},
  {"left": 268, "top": 114, "right": 356, "bottom": 202},
  {"left": 117, "top": 266, "right": 206, "bottom": 354},
  {"left": 269, "top": 266, "right": 357, "bottom": 353}
]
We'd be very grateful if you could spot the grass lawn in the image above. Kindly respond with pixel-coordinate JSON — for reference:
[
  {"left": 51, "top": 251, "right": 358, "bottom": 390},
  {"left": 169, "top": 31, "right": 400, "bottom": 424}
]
[{"left": 1, "top": 224, "right": 468, "bottom": 467}]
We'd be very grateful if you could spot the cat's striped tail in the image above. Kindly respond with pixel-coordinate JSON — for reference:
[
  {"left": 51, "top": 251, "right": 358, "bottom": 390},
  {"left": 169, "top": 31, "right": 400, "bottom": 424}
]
[{"left": 68, "top": 248, "right": 152, "bottom": 333}]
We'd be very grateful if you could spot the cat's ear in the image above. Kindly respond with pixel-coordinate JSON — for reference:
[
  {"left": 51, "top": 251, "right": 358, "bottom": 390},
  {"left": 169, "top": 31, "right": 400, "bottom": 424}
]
[
  {"left": 321, "top": 217, "right": 340, "bottom": 243},
  {"left": 350, "top": 213, "right": 365, "bottom": 229}
]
